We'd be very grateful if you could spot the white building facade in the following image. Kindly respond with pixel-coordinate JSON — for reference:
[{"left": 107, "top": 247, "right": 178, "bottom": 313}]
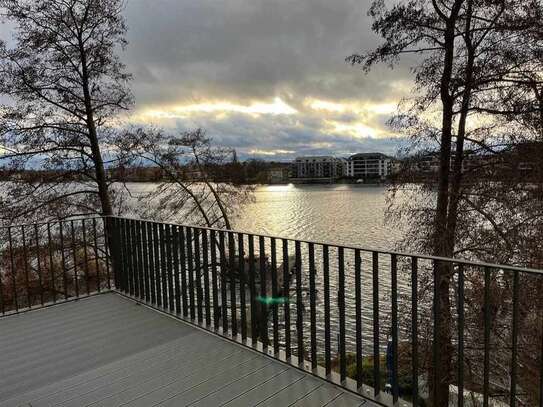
[{"left": 347, "top": 153, "right": 393, "bottom": 179}]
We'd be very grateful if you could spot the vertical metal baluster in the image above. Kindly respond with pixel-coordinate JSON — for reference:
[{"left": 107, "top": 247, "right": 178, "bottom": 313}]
[
  {"left": 147, "top": 222, "right": 156, "bottom": 304},
  {"left": 0, "top": 231, "right": 3, "bottom": 314},
  {"left": 104, "top": 219, "right": 111, "bottom": 290},
  {"left": 129, "top": 220, "right": 136, "bottom": 296},
  {"left": 119, "top": 219, "right": 128, "bottom": 293},
  {"left": 34, "top": 224, "right": 44, "bottom": 306},
  {"left": 432, "top": 260, "right": 438, "bottom": 406},
  {"left": 186, "top": 227, "right": 195, "bottom": 320},
  {"left": 172, "top": 225, "right": 181, "bottom": 314},
  {"left": 483, "top": 267, "right": 491, "bottom": 407},
  {"left": 202, "top": 229, "right": 211, "bottom": 326},
  {"left": 238, "top": 233, "right": 247, "bottom": 341},
  {"left": 271, "top": 237, "right": 279, "bottom": 356},
  {"left": 282, "top": 239, "right": 291, "bottom": 362},
  {"left": 412, "top": 257, "right": 419, "bottom": 405},
  {"left": 47, "top": 223, "right": 56, "bottom": 302},
  {"left": 132, "top": 220, "right": 140, "bottom": 299},
  {"left": 194, "top": 228, "right": 203, "bottom": 323},
  {"left": 21, "top": 225, "right": 31, "bottom": 307},
  {"left": 355, "top": 249, "right": 362, "bottom": 390},
  {"left": 323, "top": 244, "right": 331, "bottom": 377},
  {"left": 210, "top": 230, "right": 219, "bottom": 329},
  {"left": 137, "top": 221, "right": 146, "bottom": 301},
  {"left": 282, "top": 239, "right": 291, "bottom": 361},
  {"left": 179, "top": 227, "right": 188, "bottom": 317},
  {"left": 8, "top": 227, "right": 18, "bottom": 311},
  {"left": 259, "top": 236, "right": 268, "bottom": 350},
  {"left": 309, "top": 242, "right": 317, "bottom": 371},
  {"left": 391, "top": 254, "right": 399, "bottom": 403},
  {"left": 457, "top": 263, "right": 464, "bottom": 407},
  {"left": 129, "top": 219, "right": 137, "bottom": 297},
  {"left": 111, "top": 218, "right": 119, "bottom": 290},
  {"left": 138, "top": 220, "right": 151, "bottom": 303},
  {"left": 81, "top": 220, "right": 90, "bottom": 296},
  {"left": 228, "top": 232, "right": 237, "bottom": 336},
  {"left": 141, "top": 221, "right": 150, "bottom": 302},
  {"left": 104, "top": 218, "right": 113, "bottom": 289},
  {"left": 106, "top": 218, "right": 114, "bottom": 289},
  {"left": 92, "top": 219, "right": 101, "bottom": 292},
  {"left": 69, "top": 221, "right": 79, "bottom": 298},
  {"left": 372, "top": 251, "right": 380, "bottom": 397},
  {"left": 119, "top": 219, "right": 126, "bottom": 293},
  {"left": 166, "top": 224, "right": 175, "bottom": 312},
  {"left": 160, "top": 223, "right": 169, "bottom": 308},
  {"left": 131, "top": 221, "right": 139, "bottom": 300},
  {"left": 295, "top": 241, "right": 304, "bottom": 367},
  {"left": 540, "top": 312, "right": 543, "bottom": 407},
  {"left": 126, "top": 220, "right": 135, "bottom": 296},
  {"left": 133, "top": 220, "right": 141, "bottom": 299},
  {"left": 338, "top": 246, "right": 346, "bottom": 382},
  {"left": 248, "top": 234, "right": 257, "bottom": 345},
  {"left": 110, "top": 218, "right": 120, "bottom": 290},
  {"left": 153, "top": 223, "right": 161, "bottom": 307},
  {"left": 219, "top": 230, "right": 228, "bottom": 333},
  {"left": 59, "top": 222, "right": 68, "bottom": 299},
  {"left": 510, "top": 269, "right": 519, "bottom": 407}
]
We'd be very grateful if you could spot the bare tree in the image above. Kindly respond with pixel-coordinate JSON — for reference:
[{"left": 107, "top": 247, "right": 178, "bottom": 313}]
[
  {"left": 0, "top": 0, "right": 132, "bottom": 224},
  {"left": 115, "top": 127, "right": 254, "bottom": 230},
  {"left": 348, "top": 0, "right": 543, "bottom": 404}
]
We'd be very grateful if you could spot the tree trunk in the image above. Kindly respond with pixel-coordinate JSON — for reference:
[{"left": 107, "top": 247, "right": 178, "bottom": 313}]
[
  {"left": 79, "top": 36, "right": 113, "bottom": 217},
  {"left": 430, "top": 1, "right": 464, "bottom": 404}
]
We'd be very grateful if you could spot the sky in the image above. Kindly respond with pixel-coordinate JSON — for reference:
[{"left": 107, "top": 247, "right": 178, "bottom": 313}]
[{"left": 1, "top": 0, "right": 416, "bottom": 160}]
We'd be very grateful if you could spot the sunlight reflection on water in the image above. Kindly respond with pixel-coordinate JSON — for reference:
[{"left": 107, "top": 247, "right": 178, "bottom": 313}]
[{"left": 233, "top": 184, "right": 401, "bottom": 249}]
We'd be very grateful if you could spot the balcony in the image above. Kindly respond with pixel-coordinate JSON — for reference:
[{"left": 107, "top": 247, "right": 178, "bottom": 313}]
[{"left": 0, "top": 217, "right": 542, "bottom": 406}]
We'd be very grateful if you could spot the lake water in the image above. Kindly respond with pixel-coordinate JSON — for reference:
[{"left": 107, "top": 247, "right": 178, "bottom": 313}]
[
  {"left": 234, "top": 184, "right": 400, "bottom": 249},
  {"left": 126, "top": 183, "right": 400, "bottom": 249},
  {"left": 126, "top": 182, "right": 410, "bottom": 356},
  {"left": 237, "top": 185, "right": 413, "bottom": 355}
]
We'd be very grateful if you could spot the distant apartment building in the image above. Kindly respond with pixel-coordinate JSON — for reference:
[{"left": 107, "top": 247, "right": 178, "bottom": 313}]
[
  {"left": 346, "top": 153, "right": 393, "bottom": 180},
  {"left": 292, "top": 156, "right": 345, "bottom": 181}
]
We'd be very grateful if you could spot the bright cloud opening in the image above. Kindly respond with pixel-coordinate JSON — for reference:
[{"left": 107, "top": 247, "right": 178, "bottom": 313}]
[
  {"left": 139, "top": 97, "right": 298, "bottom": 119},
  {"left": 305, "top": 98, "right": 396, "bottom": 116},
  {"left": 248, "top": 149, "right": 296, "bottom": 156}
]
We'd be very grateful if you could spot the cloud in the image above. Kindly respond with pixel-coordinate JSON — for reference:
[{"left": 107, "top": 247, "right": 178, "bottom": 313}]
[
  {"left": 123, "top": 0, "right": 412, "bottom": 104},
  {"left": 1, "top": 0, "right": 415, "bottom": 158}
]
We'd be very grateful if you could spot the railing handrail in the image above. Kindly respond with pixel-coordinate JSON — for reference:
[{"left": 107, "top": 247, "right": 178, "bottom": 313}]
[
  {"left": 107, "top": 215, "right": 543, "bottom": 276},
  {"left": 0, "top": 215, "right": 104, "bottom": 230}
]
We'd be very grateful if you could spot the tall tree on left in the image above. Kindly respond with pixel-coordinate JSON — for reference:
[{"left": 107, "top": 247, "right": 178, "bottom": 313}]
[{"left": 0, "top": 0, "right": 132, "bottom": 223}]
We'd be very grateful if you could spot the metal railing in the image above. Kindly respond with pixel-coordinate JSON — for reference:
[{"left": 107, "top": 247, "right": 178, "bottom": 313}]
[
  {"left": 107, "top": 216, "right": 543, "bottom": 407},
  {"left": 1, "top": 215, "right": 542, "bottom": 406},
  {"left": 0, "top": 217, "right": 112, "bottom": 314}
]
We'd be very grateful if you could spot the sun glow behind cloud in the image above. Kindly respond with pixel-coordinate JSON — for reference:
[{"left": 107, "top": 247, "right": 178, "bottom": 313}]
[
  {"left": 248, "top": 149, "right": 296, "bottom": 156},
  {"left": 139, "top": 97, "right": 298, "bottom": 120},
  {"left": 305, "top": 98, "right": 396, "bottom": 116},
  {"left": 128, "top": 94, "right": 404, "bottom": 158}
]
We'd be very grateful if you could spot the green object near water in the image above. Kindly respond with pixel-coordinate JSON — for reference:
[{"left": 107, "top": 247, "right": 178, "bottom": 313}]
[{"left": 256, "top": 296, "right": 289, "bottom": 305}]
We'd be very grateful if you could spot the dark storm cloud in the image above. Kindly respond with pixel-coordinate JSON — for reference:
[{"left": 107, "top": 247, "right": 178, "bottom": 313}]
[
  {"left": 1, "top": 0, "right": 414, "bottom": 157},
  {"left": 123, "top": 0, "right": 412, "bottom": 107}
]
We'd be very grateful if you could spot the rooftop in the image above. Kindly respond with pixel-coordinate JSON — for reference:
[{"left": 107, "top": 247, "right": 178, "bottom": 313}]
[{"left": 0, "top": 293, "right": 369, "bottom": 407}]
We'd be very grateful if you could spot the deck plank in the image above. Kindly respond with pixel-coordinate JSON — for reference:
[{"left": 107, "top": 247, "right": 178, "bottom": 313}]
[
  {"left": 0, "top": 293, "right": 372, "bottom": 407},
  {"left": 254, "top": 376, "right": 323, "bottom": 406},
  {"left": 290, "top": 384, "right": 343, "bottom": 406}
]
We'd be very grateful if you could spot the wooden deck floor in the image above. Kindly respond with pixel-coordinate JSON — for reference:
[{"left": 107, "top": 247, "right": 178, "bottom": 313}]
[{"left": 0, "top": 293, "right": 372, "bottom": 407}]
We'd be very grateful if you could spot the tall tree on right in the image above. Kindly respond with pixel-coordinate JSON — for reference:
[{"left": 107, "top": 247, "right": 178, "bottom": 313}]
[{"left": 348, "top": 0, "right": 543, "bottom": 404}]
